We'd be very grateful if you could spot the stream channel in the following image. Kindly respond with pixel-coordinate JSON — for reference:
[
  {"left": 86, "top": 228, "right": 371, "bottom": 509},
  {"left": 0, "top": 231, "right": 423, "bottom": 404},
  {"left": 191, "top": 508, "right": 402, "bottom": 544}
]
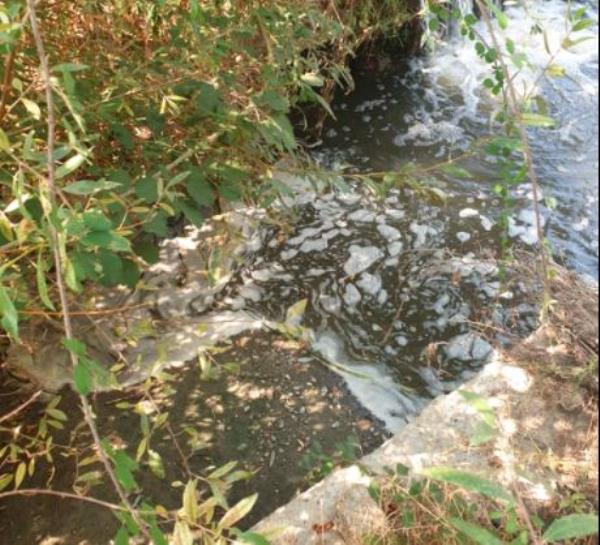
[{"left": 1, "top": 1, "right": 598, "bottom": 543}]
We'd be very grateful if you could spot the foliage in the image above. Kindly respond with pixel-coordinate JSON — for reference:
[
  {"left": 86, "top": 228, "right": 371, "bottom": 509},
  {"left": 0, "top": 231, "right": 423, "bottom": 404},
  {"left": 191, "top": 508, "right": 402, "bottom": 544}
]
[
  {"left": 0, "top": 0, "right": 417, "bottom": 339},
  {"left": 0, "top": 1, "right": 421, "bottom": 542},
  {"left": 423, "top": 0, "right": 596, "bottom": 291},
  {"left": 299, "top": 435, "right": 360, "bottom": 483},
  {"left": 369, "top": 464, "right": 599, "bottom": 545}
]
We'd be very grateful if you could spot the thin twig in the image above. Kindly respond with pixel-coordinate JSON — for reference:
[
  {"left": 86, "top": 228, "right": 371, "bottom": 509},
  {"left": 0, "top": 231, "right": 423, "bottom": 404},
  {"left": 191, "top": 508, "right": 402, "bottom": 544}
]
[
  {"left": 512, "top": 484, "right": 543, "bottom": 545},
  {"left": 144, "top": 392, "right": 193, "bottom": 479},
  {"left": 0, "top": 487, "right": 134, "bottom": 512},
  {"left": 474, "top": 0, "right": 550, "bottom": 316},
  {"left": 0, "top": 390, "right": 42, "bottom": 424},
  {"left": 26, "top": 1, "right": 151, "bottom": 538},
  {"left": 0, "top": 48, "right": 17, "bottom": 125}
]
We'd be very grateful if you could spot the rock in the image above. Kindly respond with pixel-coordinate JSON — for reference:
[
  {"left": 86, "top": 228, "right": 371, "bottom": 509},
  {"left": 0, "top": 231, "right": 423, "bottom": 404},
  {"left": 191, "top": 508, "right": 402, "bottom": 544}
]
[
  {"left": 356, "top": 273, "right": 382, "bottom": 296},
  {"left": 459, "top": 208, "right": 479, "bottom": 218},
  {"left": 347, "top": 209, "right": 377, "bottom": 223},
  {"left": 387, "top": 241, "right": 404, "bottom": 257},
  {"left": 343, "top": 284, "right": 362, "bottom": 306},
  {"left": 300, "top": 237, "right": 329, "bottom": 253},
  {"left": 343, "top": 245, "right": 384, "bottom": 276},
  {"left": 377, "top": 224, "right": 402, "bottom": 241},
  {"left": 444, "top": 333, "right": 493, "bottom": 363},
  {"left": 334, "top": 484, "right": 389, "bottom": 545}
]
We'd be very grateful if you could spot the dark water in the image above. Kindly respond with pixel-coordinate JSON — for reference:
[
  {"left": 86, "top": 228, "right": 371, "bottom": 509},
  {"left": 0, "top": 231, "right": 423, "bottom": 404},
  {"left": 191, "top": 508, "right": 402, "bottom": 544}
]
[
  {"left": 210, "top": 1, "right": 598, "bottom": 431},
  {"left": 316, "top": 0, "right": 599, "bottom": 279}
]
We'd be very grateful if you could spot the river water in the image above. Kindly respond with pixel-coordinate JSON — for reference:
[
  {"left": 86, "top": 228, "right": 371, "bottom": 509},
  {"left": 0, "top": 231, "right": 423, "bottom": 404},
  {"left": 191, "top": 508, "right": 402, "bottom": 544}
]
[{"left": 208, "top": 0, "right": 599, "bottom": 433}]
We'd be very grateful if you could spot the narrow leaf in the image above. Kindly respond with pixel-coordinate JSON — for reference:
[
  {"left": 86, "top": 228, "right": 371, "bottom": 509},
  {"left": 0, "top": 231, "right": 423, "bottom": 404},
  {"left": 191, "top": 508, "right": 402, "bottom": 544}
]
[
  {"left": 542, "top": 514, "right": 599, "bottom": 542},
  {"left": 218, "top": 493, "right": 258, "bottom": 529},
  {"left": 422, "top": 467, "right": 514, "bottom": 503},
  {"left": 449, "top": 517, "right": 506, "bottom": 545}
]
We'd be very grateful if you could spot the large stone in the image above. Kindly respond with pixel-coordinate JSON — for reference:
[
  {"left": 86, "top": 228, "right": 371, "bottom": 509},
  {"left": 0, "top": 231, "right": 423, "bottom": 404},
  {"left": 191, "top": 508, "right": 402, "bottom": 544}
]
[
  {"left": 444, "top": 332, "right": 493, "bottom": 363},
  {"left": 343, "top": 245, "right": 384, "bottom": 276}
]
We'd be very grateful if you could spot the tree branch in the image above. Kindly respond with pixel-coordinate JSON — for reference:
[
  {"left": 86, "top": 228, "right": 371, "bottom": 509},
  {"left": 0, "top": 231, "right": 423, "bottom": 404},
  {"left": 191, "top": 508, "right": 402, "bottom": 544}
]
[
  {"left": 0, "top": 390, "right": 42, "bottom": 424},
  {"left": 474, "top": 0, "right": 551, "bottom": 315},
  {"left": 25, "top": 1, "right": 151, "bottom": 538}
]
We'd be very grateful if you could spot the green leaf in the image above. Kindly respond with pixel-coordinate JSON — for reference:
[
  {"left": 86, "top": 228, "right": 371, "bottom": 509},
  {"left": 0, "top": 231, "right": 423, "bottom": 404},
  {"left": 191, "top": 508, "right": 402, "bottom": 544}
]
[
  {"left": 143, "top": 210, "right": 169, "bottom": 237},
  {"left": 0, "top": 128, "right": 11, "bottom": 150},
  {"left": 111, "top": 123, "right": 134, "bottom": 151},
  {"left": 0, "top": 474, "right": 13, "bottom": 491},
  {"left": 149, "top": 527, "right": 168, "bottom": 545},
  {"left": 0, "top": 286, "right": 19, "bottom": 340},
  {"left": 218, "top": 179, "right": 242, "bottom": 202},
  {"left": 56, "top": 153, "right": 87, "bottom": 179},
  {"left": 218, "top": 493, "right": 258, "bottom": 529},
  {"left": 521, "top": 113, "right": 555, "bottom": 127},
  {"left": 440, "top": 164, "right": 473, "bottom": 179},
  {"left": 471, "top": 421, "right": 497, "bottom": 446},
  {"left": 114, "top": 526, "right": 130, "bottom": 545},
  {"left": 52, "top": 63, "right": 89, "bottom": 72},
  {"left": 486, "top": 0, "right": 508, "bottom": 30},
  {"left": 112, "top": 449, "right": 138, "bottom": 491},
  {"left": 182, "top": 480, "right": 198, "bottom": 523},
  {"left": 36, "top": 251, "right": 55, "bottom": 310},
  {"left": 133, "top": 240, "right": 160, "bottom": 264},
  {"left": 285, "top": 298, "right": 308, "bottom": 327},
  {"left": 121, "top": 259, "right": 140, "bottom": 288},
  {"left": 429, "top": 18, "right": 440, "bottom": 32},
  {"left": 195, "top": 82, "right": 223, "bottom": 116},
  {"left": 208, "top": 461, "right": 237, "bottom": 480},
  {"left": 449, "top": 517, "right": 506, "bottom": 545},
  {"left": 542, "top": 514, "right": 599, "bottom": 542},
  {"left": 253, "top": 90, "right": 289, "bottom": 113},
  {"left": 459, "top": 390, "right": 496, "bottom": 426},
  {"left": 545, "top": 64, "right": 566, "bottom": 78},
  {"left": 236, "top": 531, "right": 272, "bottom": 545},
  {"left": 562, "top": 35, "right": 594, "bottom": 49},
  {"left": 82, "top": 211, "right": 113, "bottom": 231},
  {"left": 74, "top": 361, "right": 92, "bottom": 395},
  {"left": 107, "top": 169, "right": 132, "bottom": 191},
  {"left": 46, "top": 408, "right": 67, "bottom": 422},
  {"left": 22, "top": 98, "right": 41, "bottom": 120},
  {"left": 572, "top": 18, "right": 594, "bottom": 32},
  {"left": 185, "top": 168, "right": 214, "bottom": 207},
  {"left": 81, "top": 231, "right": 131, "bottom": 252},
  {"left": 300, "top": 72, "right": 324, "bottom": 87},
  {"left": 64, "top": 180, "right": 122, "bottom": 195},
  {"left": 172, "top": 520, "right": 194, "bottom": 545},
  {"left": 97, "top": 250, "right": 124, "bottom": 286},
  {"left": 14, "top": 462, "right": 26, "bottom": 489},
  {"left": 147, "top": 450, "right": 165, "bottom": 479},
  {"left": 506, "top": 38, "right": 515, "bottom": 54},
  {"left": 135, "top": 176, "right": 159, "bottom": 203},
  {"left": 422, "top": 467, "right": 514, "bottom": 504},
  {"left": 62, "top": 337, "right": 87, "bottom": 356},
  {"left": 177, "top": 198, "right": 204, "bottom": 227},
  {"left": 222, "top": 362, "right": 241, "bottom": 375}
]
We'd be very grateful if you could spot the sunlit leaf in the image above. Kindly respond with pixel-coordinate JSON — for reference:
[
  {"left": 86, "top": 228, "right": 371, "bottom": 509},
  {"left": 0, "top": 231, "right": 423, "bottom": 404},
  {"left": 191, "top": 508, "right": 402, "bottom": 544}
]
[
  {"left": 64, "top": 180, "right": 121, "bottom": 195},
  {"left": 14, "top": 462, "right": 26, "bottom": 489},
  {"left": 218, "top": 493, "right": 258, "bottom": 529},
  {"left": 56, "top": 153, "right": 87, "bottom": 179},
  {"left": 300, "top": 72, "right": 324, "bottom": 87},
  {"left": 0, "top": 286, "right": 19, "bottom": 340},
  {"left": 521, "top": 113, "right": 555, "bottom": 127}
]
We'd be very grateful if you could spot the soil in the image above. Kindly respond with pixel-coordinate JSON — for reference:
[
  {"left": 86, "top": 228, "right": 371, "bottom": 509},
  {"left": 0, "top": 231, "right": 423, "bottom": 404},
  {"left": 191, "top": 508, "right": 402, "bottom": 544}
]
[{"left": 0, "top": 330, "right": 389, "bottom": 545}]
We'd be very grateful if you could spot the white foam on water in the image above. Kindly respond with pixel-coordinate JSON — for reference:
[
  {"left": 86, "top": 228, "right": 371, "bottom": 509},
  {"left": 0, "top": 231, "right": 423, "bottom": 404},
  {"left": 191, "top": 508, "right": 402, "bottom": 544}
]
[{"left": 312, "top": 331, "right": 419, "bottom": 432}]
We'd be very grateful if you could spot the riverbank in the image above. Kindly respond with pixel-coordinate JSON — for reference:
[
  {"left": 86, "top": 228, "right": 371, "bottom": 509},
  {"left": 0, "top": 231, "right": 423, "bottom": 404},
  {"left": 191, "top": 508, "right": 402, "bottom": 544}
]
[{"left": 244, "top": 267, "right": 598, "bottom": 544}]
